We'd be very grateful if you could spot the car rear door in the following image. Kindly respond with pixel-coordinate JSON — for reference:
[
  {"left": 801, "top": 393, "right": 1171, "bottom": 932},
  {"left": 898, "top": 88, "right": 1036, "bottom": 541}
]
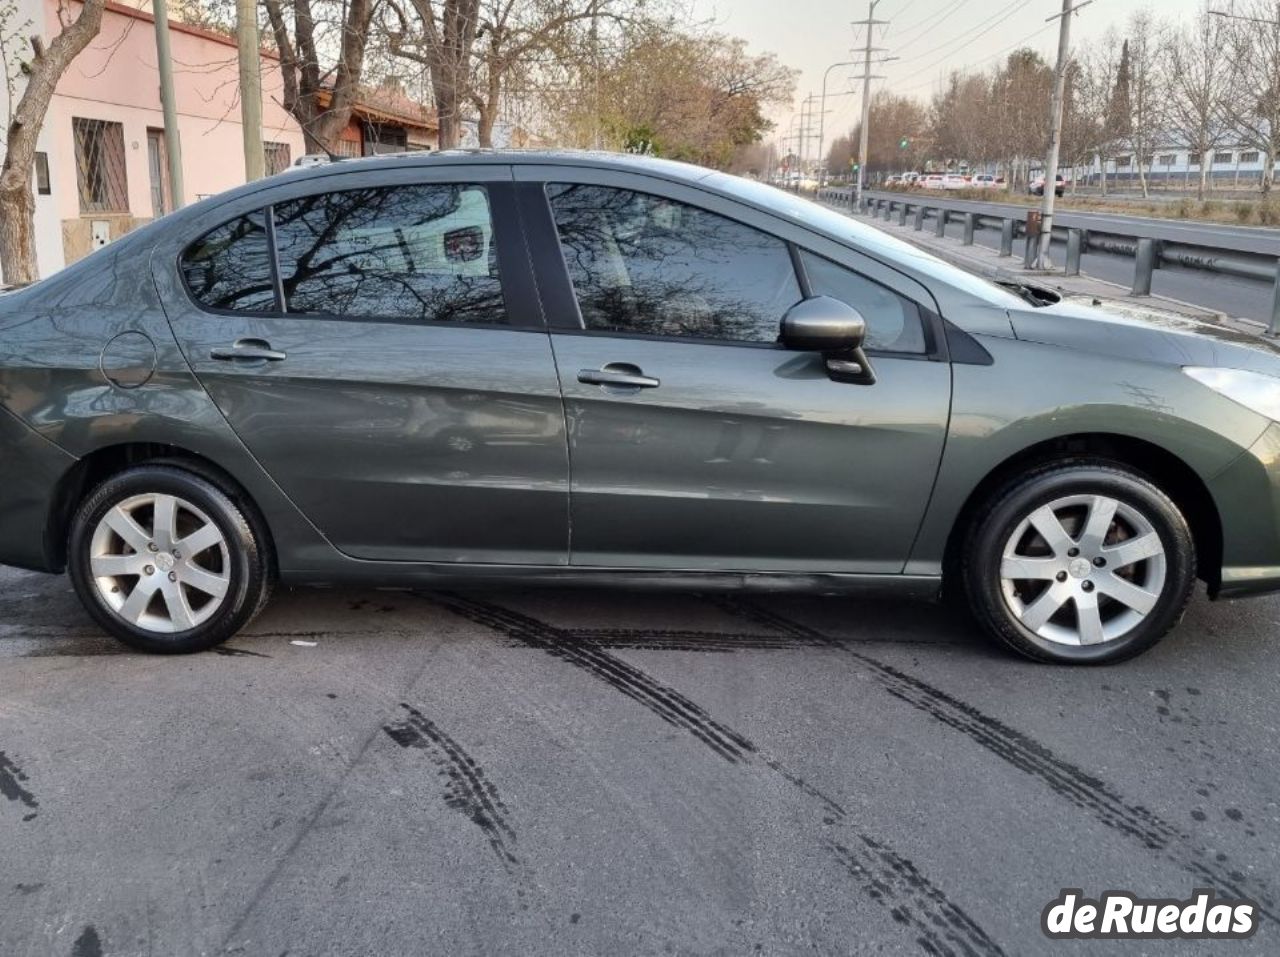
[
  {"left": 515, "top": 166, "right": 952, "bottom": 574},
  {"left": 152, "top": 163, "right": 569, "bottom": 565}
]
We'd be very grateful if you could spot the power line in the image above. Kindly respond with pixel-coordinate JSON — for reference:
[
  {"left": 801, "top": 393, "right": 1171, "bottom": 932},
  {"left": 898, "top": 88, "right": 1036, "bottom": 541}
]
[
  {"left": 893, "top": 0, "right": 1033, "bottom": 65},
  {"left": 892, "top": 20, "right": 1056, "bottom": 95}
]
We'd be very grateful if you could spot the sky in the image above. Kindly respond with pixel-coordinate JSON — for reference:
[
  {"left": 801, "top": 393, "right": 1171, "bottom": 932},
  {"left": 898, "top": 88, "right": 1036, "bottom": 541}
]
[{"left": 690, "top": 0, "right": 1208, "bottom": 151}]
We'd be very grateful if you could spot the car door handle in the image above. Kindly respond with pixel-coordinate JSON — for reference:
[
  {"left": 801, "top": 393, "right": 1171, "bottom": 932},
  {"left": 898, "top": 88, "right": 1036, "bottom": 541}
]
[
  {"left": 210, "top": 339, "right": 287, "bottom": 362},
  {"left": 577, "top": 364, "right": 660, "bottom": 390}
]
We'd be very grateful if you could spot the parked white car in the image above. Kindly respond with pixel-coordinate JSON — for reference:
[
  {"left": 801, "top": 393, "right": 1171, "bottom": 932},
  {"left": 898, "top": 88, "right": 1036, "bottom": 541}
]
[
  {"left": 921, "top": 174, "right": 945, "bottom": 189},
  {"left": 941, "top": 174, "right": 968, "bottom": 190},
  {"left": 969, "top": 173, "right": 998, "bottom": 189}
]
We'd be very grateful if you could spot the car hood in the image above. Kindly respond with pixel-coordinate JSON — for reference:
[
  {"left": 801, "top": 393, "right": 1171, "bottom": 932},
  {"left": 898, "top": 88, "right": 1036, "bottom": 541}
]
[{"left": 1008, "top": 298, "right": 1280, "bottom": 377}]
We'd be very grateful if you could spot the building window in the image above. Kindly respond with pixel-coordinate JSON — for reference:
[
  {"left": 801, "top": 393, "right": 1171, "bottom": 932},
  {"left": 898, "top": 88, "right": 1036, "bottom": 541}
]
[
  {"left": 1159, "top": 154, "right": 1177, "bottom": 166},
  {"left": 73, "top": 118, "right": 129, "bottom": 214},
  {"left": 1213, "top": 151, "right": 1233, "bottom": 164},
  {"left": 264, "top": 142, "right": 292, "bottom": 175},
  {"left": 1240, "top": 151, "right": 1260, "bottom": 164},
  {"left": 34, "top": 153, "right": 51, "bottom": 195},
  {"left": 1115, "top": 156, "right": 1131, "bottom": 167}
]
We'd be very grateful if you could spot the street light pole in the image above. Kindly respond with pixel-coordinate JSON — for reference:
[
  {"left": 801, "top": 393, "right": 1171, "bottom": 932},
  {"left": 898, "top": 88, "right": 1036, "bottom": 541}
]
[
  {"left": 236, "top": 0, "right": 265, "bottom": 181},
  {"left": 817, "top": 60, "right": 858, "bottom": 184},
  {"left": 151, "top": 0, "right": 185, "bottom": 210},
  {"left": 1035, "top": 0, "right": 1091, "bottom": 269}
]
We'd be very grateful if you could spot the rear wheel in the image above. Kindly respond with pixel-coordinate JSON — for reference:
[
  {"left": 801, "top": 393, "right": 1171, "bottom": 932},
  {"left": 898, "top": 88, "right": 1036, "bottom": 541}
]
[
  {"left": 963, "top": 460, "right": 1196, "bottom": 664},
  {"left": 68, "top": 465, "right": 271, "bottom": 653}
]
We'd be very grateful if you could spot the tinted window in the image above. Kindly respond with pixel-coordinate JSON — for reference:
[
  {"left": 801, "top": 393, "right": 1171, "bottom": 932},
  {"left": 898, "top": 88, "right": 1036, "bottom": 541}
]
[
  {"left": 181, "top": 211, "right": 277, "bottom": 312},
  {"left": 548, "top": 184, "right": 800, "bottom": 343},
  {"left": 272, "top": 184, "right": 507, "bottom": 324},
  {"left": 799, "top": 251, "right": 928, "bottom": 354}
]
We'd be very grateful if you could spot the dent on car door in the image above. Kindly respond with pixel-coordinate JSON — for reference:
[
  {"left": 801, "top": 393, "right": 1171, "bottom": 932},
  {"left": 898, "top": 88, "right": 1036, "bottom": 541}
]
[
  {"left": 523, "top": 175, "right": 952, "bottom": 574},
  {"left": 156, "top": 170, "right": 570, "bottom": 565}
]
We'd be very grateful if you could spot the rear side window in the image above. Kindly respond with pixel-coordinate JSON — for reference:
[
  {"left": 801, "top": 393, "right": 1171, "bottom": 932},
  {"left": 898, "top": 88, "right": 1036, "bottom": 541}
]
[
  {"left": 271, "top": 183, "right": 507, "bottom": 324},
  {"left": 547, "top": 183, "right": 801, "bottom": 344},
  {"left": 799, "top": 251, "right": 928, "bottom": 354},
  {"left": 181, "top": 211, "right": 276, "bottom": 312}
]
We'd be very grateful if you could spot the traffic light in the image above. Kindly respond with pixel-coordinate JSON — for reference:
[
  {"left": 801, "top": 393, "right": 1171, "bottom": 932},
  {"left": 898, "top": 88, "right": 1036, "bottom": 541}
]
[
  {"left": 850, "top": 160, "right": 860, "bottom": 172},
  {"left": 899, "top": 137, "right": 910, "bottom": 150}
]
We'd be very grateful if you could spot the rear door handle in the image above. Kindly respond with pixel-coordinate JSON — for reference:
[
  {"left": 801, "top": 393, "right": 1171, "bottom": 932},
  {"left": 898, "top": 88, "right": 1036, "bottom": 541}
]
[
  {"left": 577, "top": 363, "right": 660, "bottom": 390},
  {"left": 210, "top": 338, "right": 287, "bottom": 362}
]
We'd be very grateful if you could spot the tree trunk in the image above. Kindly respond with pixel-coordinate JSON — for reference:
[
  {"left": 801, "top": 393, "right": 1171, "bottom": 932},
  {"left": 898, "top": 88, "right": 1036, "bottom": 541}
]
[
  {"left": 0, "top": 185, "right": 37, "bottom": 285},
  {"left": 1198, "top": 150, "right": 1208, "bottom": 202},
  {"left": 0, "top": 0, "right": 106, "bottom": 283},
  {"left": 1263, "top": 148, "right": 1275, "bottom": 195}
]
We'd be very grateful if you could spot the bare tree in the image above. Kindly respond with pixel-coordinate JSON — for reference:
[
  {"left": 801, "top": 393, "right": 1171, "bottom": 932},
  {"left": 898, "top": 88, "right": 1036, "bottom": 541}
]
[
  {"left": 383, "top": 0, "right": 481, "bottom": 148},
  {"left": 469, "top": 0, "right": 637, "bottom": 148},
  {"left": 0, "top": 0, "right": 105, "bottom": 284},
  {"left": 1221, "top": 0, "right": 1280, "bottom": 194},
  {"left": 262, "top": 0, "right": 376, "bottom": 153},
  {"left": 1161, "top": 4, "right": 1232, "bottom": 199},
  {"left": 1118, "top": 12, "right": 1163, "bottom": 198}
]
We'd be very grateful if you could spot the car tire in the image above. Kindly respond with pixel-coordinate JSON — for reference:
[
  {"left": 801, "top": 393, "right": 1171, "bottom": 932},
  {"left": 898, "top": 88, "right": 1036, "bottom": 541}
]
[
  {"left": 68, "top": 464, "right": 272, "bottom": 654},
  {"left": 962, "top": 459, "right": 1196, "bottom": 664}
]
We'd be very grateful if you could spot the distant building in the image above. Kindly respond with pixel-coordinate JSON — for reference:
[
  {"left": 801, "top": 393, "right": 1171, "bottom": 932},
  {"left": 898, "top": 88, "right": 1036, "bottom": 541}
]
[
  {"left": 1, "top": 0, "right": 307, "bottom": 281},
  {"left": 1078, "top": 147, "right": 1279, "bottom": 188},
  {"left": 318, "top": 83, "right": 439, "bottom": 157}
]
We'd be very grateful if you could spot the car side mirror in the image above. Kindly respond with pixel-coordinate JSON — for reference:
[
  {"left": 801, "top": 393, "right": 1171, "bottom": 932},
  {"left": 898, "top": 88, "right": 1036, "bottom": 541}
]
[{"left": 781, "top": 296, "right": 876, "bottom": 385}]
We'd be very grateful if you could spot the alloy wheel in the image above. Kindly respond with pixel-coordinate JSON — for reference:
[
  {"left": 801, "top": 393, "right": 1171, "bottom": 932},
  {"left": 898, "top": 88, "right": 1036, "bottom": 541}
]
[
  {"left": 999, "top": 493, "right": 1167, "bottom": 647},
  {"left": 88, "top": 493, "right": 231, "bottom": 633}
]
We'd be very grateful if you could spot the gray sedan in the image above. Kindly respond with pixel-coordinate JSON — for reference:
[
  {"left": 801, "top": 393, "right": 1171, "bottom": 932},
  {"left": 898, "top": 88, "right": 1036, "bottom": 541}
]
[{"left": 2, "top": 150, "right": 1279, "bottom": 664}]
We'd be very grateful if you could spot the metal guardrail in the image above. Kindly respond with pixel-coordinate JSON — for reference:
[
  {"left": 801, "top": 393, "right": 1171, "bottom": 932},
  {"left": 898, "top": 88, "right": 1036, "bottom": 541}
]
[{"left": 818, "top": 186, "right": 1280, "bottom": 333}]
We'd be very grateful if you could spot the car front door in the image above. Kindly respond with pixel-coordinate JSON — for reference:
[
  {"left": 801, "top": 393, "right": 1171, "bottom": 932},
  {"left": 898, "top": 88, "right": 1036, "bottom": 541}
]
[
  {"left": 516, "top": 169, "right": 951, "bottom": 574},
  {"left": 154, "top": 165, "right": 568, "bottom": 565}
]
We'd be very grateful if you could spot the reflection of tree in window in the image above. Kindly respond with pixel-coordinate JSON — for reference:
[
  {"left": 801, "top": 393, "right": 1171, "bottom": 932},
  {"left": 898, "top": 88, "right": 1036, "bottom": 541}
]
[
  {"left": 181, "top": 212, "right": 277, "bottom": 311},
  {"left": 799, "top": 251, "right": 927, "bottom": 354},
  {"left": 548, "top": 184, "right": 800, "bottom": 343},
  {"left": 271, "top": 184, "right": 506, "bottom": 324}
]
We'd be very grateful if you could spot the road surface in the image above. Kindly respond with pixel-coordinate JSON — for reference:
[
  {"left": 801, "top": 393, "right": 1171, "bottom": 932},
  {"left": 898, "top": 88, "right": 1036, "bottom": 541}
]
[{"left": 3, "top": 565, "right": 1279, "bottom": 955}]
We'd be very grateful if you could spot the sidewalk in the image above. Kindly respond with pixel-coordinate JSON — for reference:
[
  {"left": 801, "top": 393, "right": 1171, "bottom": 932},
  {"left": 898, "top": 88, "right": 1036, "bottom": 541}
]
[{"left": 832, "top": 204, "right": 1271, "bottom": 339}]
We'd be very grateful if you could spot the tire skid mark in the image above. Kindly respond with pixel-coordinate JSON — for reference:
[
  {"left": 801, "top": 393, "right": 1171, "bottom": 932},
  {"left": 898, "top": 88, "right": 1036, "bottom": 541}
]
[
  {"left": 429, "top": 593, "right": 1006, "bottom": 956},
  {"left": 383, "top": 704, "right": 525, "bottom": 878},
  {"left": 0, "top": 751, "right": 38, "bottom": 821},
  {"left": 829, "top": 837, "right": 1006, "bottom": 957},
  {"left": 713, "top": 597, "right": 1278, "bottom": 925},
  {"left": 432, "top": 594, "right": 755, "bottom": 764},
  {"left": 565, "top": 628, "right": 820, "bottom": 653}
]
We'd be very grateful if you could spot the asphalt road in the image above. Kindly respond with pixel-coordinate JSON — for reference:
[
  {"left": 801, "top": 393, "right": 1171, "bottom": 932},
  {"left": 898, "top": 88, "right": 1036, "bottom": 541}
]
[{"left": 3, "top": 565, "right": 1280, "bottom": 956}]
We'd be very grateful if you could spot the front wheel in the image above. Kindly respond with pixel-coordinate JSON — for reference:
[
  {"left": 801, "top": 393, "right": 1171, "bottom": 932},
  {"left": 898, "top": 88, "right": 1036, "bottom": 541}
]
[
  {"left": 68, "top": 465, "right": 272, "bottom": 654},
  {"left": 962, "top": 460, "right": 1196, "bottom": 664}
]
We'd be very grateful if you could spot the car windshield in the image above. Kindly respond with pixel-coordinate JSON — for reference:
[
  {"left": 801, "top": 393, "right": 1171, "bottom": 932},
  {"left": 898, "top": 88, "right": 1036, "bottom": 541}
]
[{"left": 707, "top": 173, "right": 1027, "bottom": 308}]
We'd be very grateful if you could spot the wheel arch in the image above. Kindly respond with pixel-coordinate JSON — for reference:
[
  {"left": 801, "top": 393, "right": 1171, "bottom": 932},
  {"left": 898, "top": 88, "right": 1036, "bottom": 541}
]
[
  {"left": 47, "top": 442, "right": 277, "bottom": 576},
  {"left": 942, "top": 432, "right": 1223, "bottom": 596}
]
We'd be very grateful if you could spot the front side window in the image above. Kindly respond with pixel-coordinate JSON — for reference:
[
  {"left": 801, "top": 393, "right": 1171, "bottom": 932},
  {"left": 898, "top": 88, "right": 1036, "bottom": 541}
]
[
  {"left": 799, "top": 250, "right": 928, "bottom": 354},
  {"left": 181, "top": 211, "right": 277, "bottom": 312},
  {"left": 272, "top": 184, "right": 507, "bottom": 324},
  {"left": 547, "top": 183, "right": 801, "bottom": 344}
]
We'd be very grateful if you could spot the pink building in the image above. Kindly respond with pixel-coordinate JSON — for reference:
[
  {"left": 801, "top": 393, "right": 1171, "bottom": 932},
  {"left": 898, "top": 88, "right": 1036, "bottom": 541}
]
[{"left": 8, "top": 0, "right": 307, "bottom": 278}]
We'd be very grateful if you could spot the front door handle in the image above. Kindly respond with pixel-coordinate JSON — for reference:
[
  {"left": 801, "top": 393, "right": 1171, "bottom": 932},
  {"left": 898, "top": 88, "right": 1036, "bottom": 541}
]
[
  {"left": 210, "top": 338, "right": 287, "bottom": 362},
  {"left": 577, "top": 363, "right": 660, "bottom": 390}
]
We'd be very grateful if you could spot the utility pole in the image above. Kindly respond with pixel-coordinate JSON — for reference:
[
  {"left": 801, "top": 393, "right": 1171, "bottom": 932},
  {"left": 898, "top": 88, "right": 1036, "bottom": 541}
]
[
  {"left": 152, "top": 0, "right": 185, "bottom": 210},
  {"left": 853, "top": 0, "right": 890, "bottom": 205},
  {"left": 236, "top": 0, "right": 265, "bottom": 181},
  {"left": 1034, "top": 0, "right": 1092, "bottom": 269}
]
